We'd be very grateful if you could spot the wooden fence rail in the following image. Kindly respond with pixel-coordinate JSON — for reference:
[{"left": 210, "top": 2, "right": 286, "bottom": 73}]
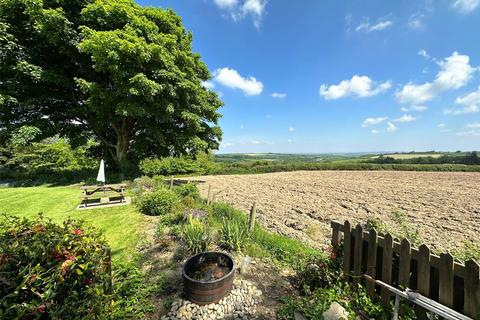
[{"left": 331, "top": 220, "right": 480, "bottom": 319}]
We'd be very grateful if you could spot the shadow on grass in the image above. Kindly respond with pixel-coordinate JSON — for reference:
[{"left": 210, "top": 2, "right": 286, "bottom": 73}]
[{"left": 0, "top": 168, "right": 139, "bottom": 188}]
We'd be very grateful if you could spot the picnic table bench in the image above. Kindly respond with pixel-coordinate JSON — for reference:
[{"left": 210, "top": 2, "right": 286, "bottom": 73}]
[{"left": 80, "top": 184, "right": 127, "bottom": 208}]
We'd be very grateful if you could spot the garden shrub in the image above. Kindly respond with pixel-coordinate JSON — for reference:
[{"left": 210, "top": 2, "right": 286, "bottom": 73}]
[
  {"left": 137, "top": 188, "right": 178, "bottom": 216},
  {"left": 293, "top": 247, "right": 342, "bottom": 293},
  {"left": 278, "top": 283, "right": 388, "bottom": 320},
  {"left": 219, "top": 217, "right": 249, "bottom": 253},
  {"left": 181, "top": 216, "right": 211, "bottom": 254},
  {"left": 139, "top": 157, "right": 201, "bottom": 176},
  {"left": 174, "top": 182, "right": 200, "bottom": 199},
  {"left": 0, "top": 214, "right": 109, "bottom": 319}
]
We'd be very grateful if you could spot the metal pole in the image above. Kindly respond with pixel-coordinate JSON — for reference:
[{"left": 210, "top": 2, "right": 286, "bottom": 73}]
[{"left": 392, "top": 294, "right": 400, "bottom": 320}]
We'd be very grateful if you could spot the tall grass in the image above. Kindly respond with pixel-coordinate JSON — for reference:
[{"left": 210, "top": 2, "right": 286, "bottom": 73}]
[{"left": 210, "top": 202, "right": 320, "bottom": 265}]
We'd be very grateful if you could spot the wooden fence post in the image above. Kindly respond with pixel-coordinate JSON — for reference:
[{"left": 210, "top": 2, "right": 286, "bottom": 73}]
[
  {"left": 353, "top": 224, "right": 363, "bottom": 286},
  {"left": 170, "top": 176, "right": 174, "bottom": 189},
  {"left": 249, "top": 202, "right": 257, "bottom": 232},
  {"left": 416, "top": 244, "right": 431, "bottom": 320},
  {"left": 343, "top": 221, "right": 352, "bottom": 281},
  {"left": 381, "top": 233, "right": 393, "bottom": 308},
  {"left": 439, "top": 253, "right": 454, "bottom": 308},
  {"left": 207, "top": 184, "right": 212, "bottom": 205},
  {"left": 366, "top": 228, "right": 378, "bottom": 298},
  {"left": 331, "top": 222, "right": 341, "bottom": 248},
  {"left": 398, "top": 238, "right": 411, "bottom": 289},
  {"left": 464, "top": 259, "right": 480, "bottom": 318}
]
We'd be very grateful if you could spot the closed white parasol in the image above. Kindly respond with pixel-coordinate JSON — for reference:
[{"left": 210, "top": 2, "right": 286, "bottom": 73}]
[{"left": 96, "top": 159, "right": 105, "bottom": 184}]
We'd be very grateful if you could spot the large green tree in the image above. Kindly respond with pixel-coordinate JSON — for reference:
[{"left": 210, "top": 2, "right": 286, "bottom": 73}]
[{"left": 0, "top": 0, "right": 222, "bottom": 171}]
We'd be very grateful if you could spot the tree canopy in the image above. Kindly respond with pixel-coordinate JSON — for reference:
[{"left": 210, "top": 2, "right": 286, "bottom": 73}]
[{"left": 0, "top": 0, "right": 223, "bottom": 171}]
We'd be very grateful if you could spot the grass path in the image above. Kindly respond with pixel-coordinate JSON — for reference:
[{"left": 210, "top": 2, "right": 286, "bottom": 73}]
[{"left": 0, "top": 185, "right": 146, "bottom": 261}]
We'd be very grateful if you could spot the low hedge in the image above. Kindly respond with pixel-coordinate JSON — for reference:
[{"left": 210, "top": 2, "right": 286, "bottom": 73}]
[{"left": 0, "top": 214, "right": 110, "bottom": 319}]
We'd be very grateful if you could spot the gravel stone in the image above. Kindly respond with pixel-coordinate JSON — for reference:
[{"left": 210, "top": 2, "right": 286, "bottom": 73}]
[{"left": 164, "top": 280, "right": 263, "bottom": 320}]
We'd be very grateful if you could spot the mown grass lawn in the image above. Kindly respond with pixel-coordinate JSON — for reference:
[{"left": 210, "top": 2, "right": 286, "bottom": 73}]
[{"left": 0, "top": 184, "right": 145, "bottom": 261}]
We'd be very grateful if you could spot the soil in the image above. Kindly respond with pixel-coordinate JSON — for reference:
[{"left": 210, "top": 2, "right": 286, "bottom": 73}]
[{"left": 189, "top": 170, "right": 480, "bottom": 253}]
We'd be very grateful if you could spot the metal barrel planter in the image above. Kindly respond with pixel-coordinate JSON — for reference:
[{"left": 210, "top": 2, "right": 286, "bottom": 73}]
[{"left": 182, "top": 251, "right": 235, "bottom": 305}]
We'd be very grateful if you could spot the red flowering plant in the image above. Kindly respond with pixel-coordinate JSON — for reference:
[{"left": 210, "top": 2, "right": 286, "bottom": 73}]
[{"left": 0, "top": 214, "right": 110, "bottom": 319}]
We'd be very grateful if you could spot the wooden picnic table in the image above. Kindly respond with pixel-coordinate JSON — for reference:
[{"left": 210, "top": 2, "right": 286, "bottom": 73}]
[{"left": 80, "top": 184, "right": 127, "bottom": 208}]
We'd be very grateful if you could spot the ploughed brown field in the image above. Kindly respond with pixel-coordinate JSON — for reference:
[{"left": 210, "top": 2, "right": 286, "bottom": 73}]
[{"left": 190, "top": 171, "right": 480, "bottom": 252}]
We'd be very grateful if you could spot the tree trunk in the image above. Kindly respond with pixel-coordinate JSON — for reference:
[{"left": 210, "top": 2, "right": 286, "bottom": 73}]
[
  {"left": 95, "top": 119, "right": 133, "bottom": 175},
  {"left": 114, "top": 126, "right": 130, "bottom": 175}
]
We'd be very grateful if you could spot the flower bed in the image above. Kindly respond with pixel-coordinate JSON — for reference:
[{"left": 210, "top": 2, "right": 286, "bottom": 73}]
[{"left": 0, "top": 214, "right": 110, "bottom": 319}]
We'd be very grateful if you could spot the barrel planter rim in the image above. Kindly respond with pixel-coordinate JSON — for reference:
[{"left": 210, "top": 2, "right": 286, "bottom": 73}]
[{"left": 182, "top": 251, "right": 236, "bottom": 285}]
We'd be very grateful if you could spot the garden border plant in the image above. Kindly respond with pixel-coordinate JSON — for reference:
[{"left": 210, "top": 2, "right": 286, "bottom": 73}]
[{"left": 0, "top": 214, "right": 110, "bottom": 319}]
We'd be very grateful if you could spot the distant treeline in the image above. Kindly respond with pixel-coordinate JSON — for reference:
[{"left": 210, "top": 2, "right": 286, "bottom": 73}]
[
  {"left": 208, "top": 161, "right": 480, "bottom": 175},
  {"left": 367, "top": 152, "right": 480, "bottom": 165}
]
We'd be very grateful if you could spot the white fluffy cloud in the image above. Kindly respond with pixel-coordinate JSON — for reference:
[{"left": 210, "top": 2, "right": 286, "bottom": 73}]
[
  {"left": 452, "top": 0, "right": 480, "bottom": 13},
  {"left": 467, "top": 122, "right": 480, "bottom": 128},
  {"left": 221, "top": 142, "right": 234, "bottom": 148},
  {"left": 272, "top": 92, "right": 287, "bottom": 99},
  {"left": 355, "top": 17, "right": 393, "bottom": 32},
  {"left": 408, "top": 13, "right": 425, "bottom": 29},
  {"left": 394, "top": 114, "right": 417, "bottom": 123},
  {"left": 213, "top": 0, "right": 267, "bottom": 28},
  {"left": 320, "top": 75, "right": 391, "bottom": 100},
  {"left": 371, "top": 129, "right": 380, "bottom": 134},
  {"left": 444, "top": 86, "right": 480, "bottom": 114},
  {"left": 362, "top": 117, "right": 388, "bottom": 127},
  {"left": 387, "top": 122, "right": 397, "bottom": 133},
  {"left": 396, "top": 52, "right": 476, "bottom": 105},
  {"left": 457, "top": 130, "right": 480, "bottom": 137},
  {"left": 401, "top": 105, "right": 428, "bottom": 112},
  {"left": 214, "top": 0, "right": 238, "bottom": 9},
  {"left": 213, "top": 67, "right": 263, "bottom": 96},
  {"left": 201, "top": 81, "right": 216, "bottom": 89},
  {"left": 288, "top": 127, "right": 295, "bottom": 132},
  {"left": 418, "top": 49, "right": 430, "bottom": 60}
]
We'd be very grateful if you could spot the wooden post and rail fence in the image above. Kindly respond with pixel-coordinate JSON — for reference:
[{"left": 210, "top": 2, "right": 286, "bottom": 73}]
[
  {"left": 199, "top": 184, "right": 480, "bottom": 318},
  {"left": 331, "top": 220, "right": 480, "bottom": 319}
]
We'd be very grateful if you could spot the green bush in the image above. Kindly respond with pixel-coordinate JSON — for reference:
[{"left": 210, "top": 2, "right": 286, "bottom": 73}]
[
  {"left": 139, "top": 157, "right": 201, "bottom": 176},
  {"left": 181, "top": 216, "right": 211, "bottom": 254},
  {"left": 219, "top": 217, "right": 249, "bottom": 253},
  {"left": 278, "top": 283, "right": 389, "bottom": 320},
  {"left": 0, "top": 214, "right": 109, "bottom": 319},
  {"left": 137, "top": 188, "right": 178, "bottom": 216},
  {"left": 2, "top": 135, "right": 98, "bottom": 173},
  {"left": 294, "top": 250, "right": 342, "bottom": 294},
  {"left": 174, "top": 182, "right": 200, "bottom": 199}
]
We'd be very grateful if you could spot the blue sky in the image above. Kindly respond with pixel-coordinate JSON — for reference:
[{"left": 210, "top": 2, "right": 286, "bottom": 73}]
[{"left": 138, "top": 0, "right": 480, "bottom": 153}]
